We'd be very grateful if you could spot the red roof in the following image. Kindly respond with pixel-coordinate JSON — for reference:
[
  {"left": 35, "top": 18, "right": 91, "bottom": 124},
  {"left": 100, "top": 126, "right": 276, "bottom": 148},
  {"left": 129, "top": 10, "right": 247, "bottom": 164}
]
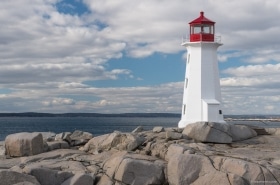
[{"left": 189, "top": 11, "right": 215, "bottom": 25}]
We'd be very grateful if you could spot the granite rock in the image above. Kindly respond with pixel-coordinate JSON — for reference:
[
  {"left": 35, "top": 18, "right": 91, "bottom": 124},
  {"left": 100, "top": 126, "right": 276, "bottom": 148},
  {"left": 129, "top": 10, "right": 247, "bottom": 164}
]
[
  {"left": 183, "top": 122, "right": 257, "bottom": 143},
  {"left": 0, "top": 170, "right": 40, "bottom": 185},
  {"left": 5, "top": 132, "right": 44, "bottom": 157},
  {"left": 1, "top": 125, "right": 280, "bottom": 185}
]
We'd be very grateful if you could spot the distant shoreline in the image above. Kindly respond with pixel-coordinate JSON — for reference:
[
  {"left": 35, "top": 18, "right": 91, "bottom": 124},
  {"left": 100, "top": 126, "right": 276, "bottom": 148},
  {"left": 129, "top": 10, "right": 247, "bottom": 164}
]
[
  {"left": 0, "top": 112, "right": 181, "bottom": 118},
  {"left": 0, "top": 112, "right": 279, "bottom": 119}
]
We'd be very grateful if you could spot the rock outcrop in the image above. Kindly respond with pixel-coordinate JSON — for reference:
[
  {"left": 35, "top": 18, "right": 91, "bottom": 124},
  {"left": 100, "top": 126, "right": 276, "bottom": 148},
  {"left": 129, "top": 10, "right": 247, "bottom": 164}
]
[
  {"left": 5, "top": 132, "right": 44, "bottom": 157},
  {"left": 1, "top": 122, "right": 280, "bottom": 185},
  {"left": 183, "top": 122, "right": 257, "bottom": 143},
  {"left": 83, "top": 131, "right": 145, "bottom": 153},
  {"left": 0, "top": 170, "right": 40, "bottom": 185}
]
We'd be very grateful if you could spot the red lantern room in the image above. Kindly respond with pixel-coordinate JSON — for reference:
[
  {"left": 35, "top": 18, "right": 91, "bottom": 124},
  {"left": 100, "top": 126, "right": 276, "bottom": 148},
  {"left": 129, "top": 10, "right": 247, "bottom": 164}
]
[{"left": 189, "top": 11, "right": 215, "bottom": 42}]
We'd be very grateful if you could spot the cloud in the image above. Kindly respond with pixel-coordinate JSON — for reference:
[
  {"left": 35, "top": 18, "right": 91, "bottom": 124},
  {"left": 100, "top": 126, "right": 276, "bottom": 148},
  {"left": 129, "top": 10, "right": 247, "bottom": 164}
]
[
  {"left": 0, "top": 81, "right": 183, "bottom": 113},
  {"left": 0, "top": 0, "right": 280, "bottom": 114},
  {"left": 221, "top": 63, "right": 280, "bottom": 88},
  {"left": 220, "top": 63, "right": 280, "bottom": 114}
]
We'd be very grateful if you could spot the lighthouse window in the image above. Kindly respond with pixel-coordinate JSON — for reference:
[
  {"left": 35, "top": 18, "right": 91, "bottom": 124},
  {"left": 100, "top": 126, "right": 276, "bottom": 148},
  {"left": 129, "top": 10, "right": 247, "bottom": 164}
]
[
  {"left": 185, "top": 78, "right": 188, "bottom": 88},
  {"left": 183, "top": 105, "right": 186, "bottom": 115},
  {"left": 193, "top": 26, "right": 201, "bottom": 34},
  {"left": 219, "top": 110, "right": 222, "bottom": 114},
  {"left": 192, "top": 24, "right": 214, "bottom": 34},
  {"left": 187, "top": 54, "right": 190, "bottom": 63}
]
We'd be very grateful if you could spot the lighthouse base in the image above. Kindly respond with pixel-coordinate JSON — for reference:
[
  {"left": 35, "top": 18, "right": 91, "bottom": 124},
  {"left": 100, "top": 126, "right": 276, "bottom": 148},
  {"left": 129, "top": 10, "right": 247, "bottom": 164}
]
[{"left": 178, "top": 119, "right": 227, "bottom": 128}]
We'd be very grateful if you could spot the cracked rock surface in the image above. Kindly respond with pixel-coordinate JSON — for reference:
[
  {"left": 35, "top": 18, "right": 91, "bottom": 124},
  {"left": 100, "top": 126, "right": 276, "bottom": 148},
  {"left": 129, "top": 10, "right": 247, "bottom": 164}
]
[
  {"left": 1, "top": 123, "right": 280, "bottom": 185},
  {"left": 183, "top": 122, "right": 257, "bottom": 143}
]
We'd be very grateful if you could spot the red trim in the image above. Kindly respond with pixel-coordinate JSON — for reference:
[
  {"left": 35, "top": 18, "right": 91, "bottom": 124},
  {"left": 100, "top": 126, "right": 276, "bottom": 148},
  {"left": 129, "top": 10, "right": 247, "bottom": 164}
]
[
  {"left": 189, "top": 11, "right": 215, "bottom": 25},
  {"left": 190, "top": 34, "right": 214, "bottom": 42}
]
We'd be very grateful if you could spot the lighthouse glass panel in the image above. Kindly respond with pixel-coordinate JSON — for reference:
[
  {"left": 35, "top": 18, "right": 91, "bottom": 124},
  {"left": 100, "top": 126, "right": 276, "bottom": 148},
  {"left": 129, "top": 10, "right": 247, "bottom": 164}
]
[
  {"left": 192, "top": 25, "right": 214, "bottom": 34},
  {"left": 202, "top": 25, "right": 210, "bottom": 33},
  {"left": 193, "top": 26, "right": 201, "bottom": 34}
]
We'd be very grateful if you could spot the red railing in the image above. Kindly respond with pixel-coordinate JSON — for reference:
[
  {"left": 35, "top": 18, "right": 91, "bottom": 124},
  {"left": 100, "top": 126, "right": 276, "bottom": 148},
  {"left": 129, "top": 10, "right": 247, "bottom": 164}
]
[{"left": 181, "top": 35, "right": 221, "bottom": 44}]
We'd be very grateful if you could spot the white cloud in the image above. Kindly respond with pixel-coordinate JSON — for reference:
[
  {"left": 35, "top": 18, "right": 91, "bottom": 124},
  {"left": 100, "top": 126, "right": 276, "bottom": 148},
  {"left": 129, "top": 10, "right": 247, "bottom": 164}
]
[
  {"left": 0, "top": 82, "right": 183, "bottom": 113},
  {"left": 220, "top": 63, "right": 280, "bottom": 114},
  {"left": 223, "top": 63, "right": 280, "bottom": 77},
  {"left": 0, "top": 0, "right": 280, "bottom": 114}
]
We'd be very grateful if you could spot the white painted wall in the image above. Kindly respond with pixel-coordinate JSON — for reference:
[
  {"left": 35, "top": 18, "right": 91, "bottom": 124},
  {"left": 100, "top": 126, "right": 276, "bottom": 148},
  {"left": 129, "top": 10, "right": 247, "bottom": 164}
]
[{"left": 178, "top": 42, "right": 225, "bottom": 128}]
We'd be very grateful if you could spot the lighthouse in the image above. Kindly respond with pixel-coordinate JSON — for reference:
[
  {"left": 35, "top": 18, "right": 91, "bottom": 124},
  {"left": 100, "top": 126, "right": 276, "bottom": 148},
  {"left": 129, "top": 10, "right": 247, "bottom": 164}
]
[{"left": 178, "top": 11, "right": 225, "bottom": 128}]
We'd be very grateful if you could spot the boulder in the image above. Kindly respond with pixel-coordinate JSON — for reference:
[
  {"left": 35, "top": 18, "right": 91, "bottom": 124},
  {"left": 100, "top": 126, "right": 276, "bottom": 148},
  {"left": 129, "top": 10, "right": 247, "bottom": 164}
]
[
  {"left": 102, "top": 151, "right": 128, "bottom": 178},
  {"left": 23, "top": 159, "right": 87, "bottom": 174},
  {"left": 61, "top": 173, "right": 95, "bottom": 185},
  {"left": 132, "top": 126, "right": 144, "bottom": 133},
  {"left": 0, "top": 141, "right": 5, "bottom": 156},
  {"left": 0, "top": 170, "right": 40, "bottom": 185},
  {"left": 13, "top": 182, "right": 38, "bottom": 185},
  {"left": 260, "top": 128, "right": 280, "bottom": 135},
  {"left": 166, "top": 131, "right": 182, "bottom": 140},
  {"left": 153, "top": 126, "right": 164, "bottom": 133},
  {"left": 167, "top": 154, "right": 230, "bottom": 185},
  {"left": 212, "top": 156, "right": 279, "bottom": 183},
  {"left": 55, "top": 132, "right": 72, "bottom": 143},
  {"left": 101, "top": 152, "right": 166, "bottom": 185},
  {"left": 229, "top": 124, "right": 257, "bottom": 141},
  {"left": 165, "top": 144, "right": 195, "bottom": 161},
  {"left": 183, "top": 122, "right": 232, "bottom": 143},
  {"left": 84, "top": 132, "right": 145, "bottom": 153},
  {"left": 114, "top": 158, "right": 165, "bottom": 185},
  {"left": 29, "top": 167, "right": 73, "bottom": 185},
  {"left": 36, "top": 132, "right": 56, "bottom": 142},
  {"left": 47, "top": 141, "right": 69, "bottom": 151},
  {"left": 183, "top": 122, "right": 257, "bottom": 143},
  {"left": 97, "top": 175, "right": 114, "bottom": 185},
  {"left": 0, "top": 157, "right": 21, "bottom": 169},
  {"left": 70, "top": 130, "right": 93, "bottom": 146},
  {"left": 5, "top": 132, "right": 44, "bottom": 157}
]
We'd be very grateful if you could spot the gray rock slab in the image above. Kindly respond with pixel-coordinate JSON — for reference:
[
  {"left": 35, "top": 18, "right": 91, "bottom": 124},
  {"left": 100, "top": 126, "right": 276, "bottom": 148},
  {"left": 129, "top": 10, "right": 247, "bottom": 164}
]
[
  {"left": 29, "top": 167, "right": 73, "bottom": 185},
  {"left": 165, "top": 144, "right": 194, "bottom": 161},
  {"left": 55, "top": 132, "right": 72, "bottom": 142},
  {"left": 23, "top": 160, "right": 87, "bottom": 174},
  {"left": 183, "top": 122, "right": 257, "bottom": 143},
  {"left": 166, "top": 131, "right": 182, "bottom": 140},
  {"left": 13, "top": 182, "right": 38, "bottom": 185},
  {"left": 47, "top": 141, "right": 69, "bottom": 151},
  {"left": 0, "top": 170, "right": 40, "bottom": 185},
  {"left": 167, "top": 154, "right": 230, "bottom": 185},
  {"left": 183, "top": 122, "right": 232, "bottom": 143},
  {"left": 114, "top": 157, "right": 165, "bottom": 185},
  {"left": 132, "top": 126, "right": 144, "bottom": 133},
  {"left": 35, "top": 132, "right": 56, "bottom": 142},
  {"left": 84, "top": 132, "right": 145, "bottom": 153},
  {"left": 20, "top": 149, "right": 86, "bottom": 164},
  {"left": 153, "top": 126, "right": 164, "bottom": 133},
  {"left": 0, "top": 141, "right": 5, "bottom": 156},
  {"left": 5, "top": 132, "right": 44, "bottom": 157},
  {"left": 0, "top": 157, "right": 21, "bottom": 169},
  {"left": 61, "top": 173, "right": 95, "bottom": 185},
  {"left": 70, "top": 130, "right": 93, "bottom": 141},
  {"left": 229, "top": 124, "right": 257, "bottom": 141}
]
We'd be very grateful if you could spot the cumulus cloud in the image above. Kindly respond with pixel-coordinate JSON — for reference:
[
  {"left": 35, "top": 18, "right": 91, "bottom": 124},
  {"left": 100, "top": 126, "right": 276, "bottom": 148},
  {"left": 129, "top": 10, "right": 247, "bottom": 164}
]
[{"left": 0, "top": 0, "right": 280, "bottom": 114}]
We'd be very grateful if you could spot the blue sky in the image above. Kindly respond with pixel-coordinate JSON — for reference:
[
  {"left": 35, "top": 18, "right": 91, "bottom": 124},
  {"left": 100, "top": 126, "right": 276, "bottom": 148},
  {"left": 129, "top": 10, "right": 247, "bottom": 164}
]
[{"left": 0, "top": 0, "right": 280, "bottom": 114}]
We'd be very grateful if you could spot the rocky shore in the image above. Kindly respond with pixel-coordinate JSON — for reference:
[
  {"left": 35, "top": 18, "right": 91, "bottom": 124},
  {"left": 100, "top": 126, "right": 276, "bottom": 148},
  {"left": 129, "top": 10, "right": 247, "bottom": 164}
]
[{"left": 1, "top": 122, "right": 280, "bottom": 185}]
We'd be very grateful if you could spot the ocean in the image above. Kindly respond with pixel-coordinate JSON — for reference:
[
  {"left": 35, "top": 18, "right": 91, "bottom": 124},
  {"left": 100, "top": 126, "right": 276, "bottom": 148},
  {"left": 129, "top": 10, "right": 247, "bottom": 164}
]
[
  {"left": 1, "top": 116, "right": 280, "bottom": 141},
  {"left": 0, "top": 116, "right": 179, "bottom": 141}
]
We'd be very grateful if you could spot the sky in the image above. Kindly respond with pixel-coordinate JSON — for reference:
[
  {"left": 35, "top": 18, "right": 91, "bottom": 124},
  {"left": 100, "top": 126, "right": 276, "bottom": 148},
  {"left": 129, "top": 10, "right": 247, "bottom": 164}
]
[{"left": 0, "top": 0, "right": 280, "bottom": 115}]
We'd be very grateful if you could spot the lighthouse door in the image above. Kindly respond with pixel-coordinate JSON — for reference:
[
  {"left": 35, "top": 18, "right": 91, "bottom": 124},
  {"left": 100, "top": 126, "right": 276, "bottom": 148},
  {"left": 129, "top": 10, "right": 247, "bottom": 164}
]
[{"left": 202, "top": 99, "right": 220, "bottom": 122}]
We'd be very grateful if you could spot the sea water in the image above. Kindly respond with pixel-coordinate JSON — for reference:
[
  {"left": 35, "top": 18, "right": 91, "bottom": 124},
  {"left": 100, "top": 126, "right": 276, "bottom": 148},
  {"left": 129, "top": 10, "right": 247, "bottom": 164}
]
[
  {"left": 0, "top": 116, "right": 179, "bottom": 141},
  {"left": 0, "top": 117, "right": 279, "bottom": 141}
]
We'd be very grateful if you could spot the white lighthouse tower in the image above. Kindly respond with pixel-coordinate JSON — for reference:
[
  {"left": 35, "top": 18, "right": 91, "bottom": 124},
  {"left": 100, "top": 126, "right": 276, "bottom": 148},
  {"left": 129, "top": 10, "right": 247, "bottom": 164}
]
[{"left": 178, "top": 11, "right": 225, "bottom": 128}]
